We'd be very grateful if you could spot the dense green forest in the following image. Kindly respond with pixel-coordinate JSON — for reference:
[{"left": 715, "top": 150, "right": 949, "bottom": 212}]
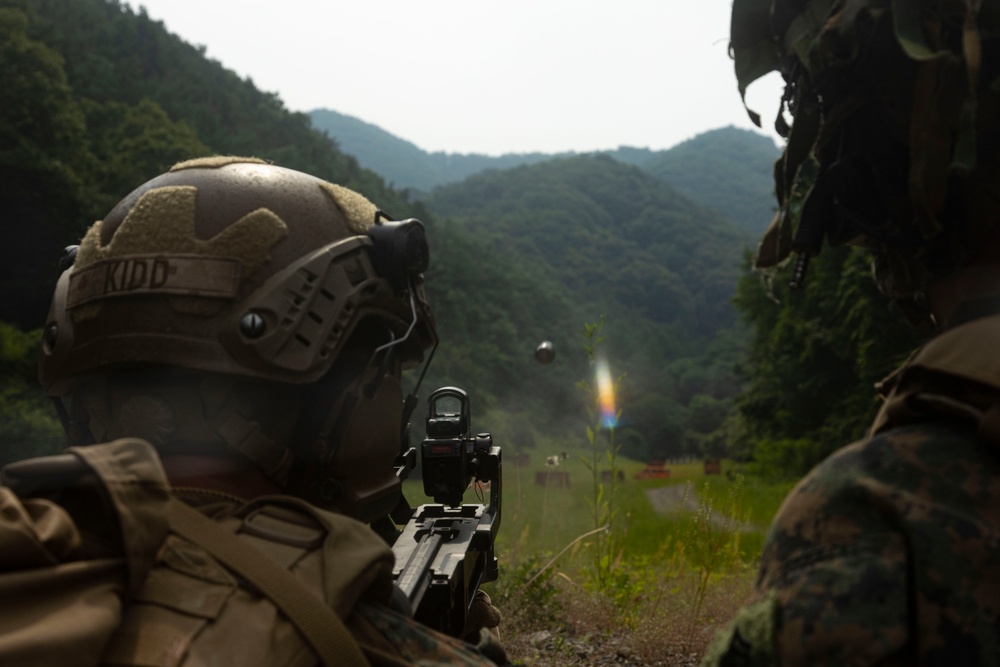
[
  {"left": 731, "top": 248, "right": 926, "bottom": 477},
  {"left": 637, "top": 128, "right": 779, "bottom": 235},
  {"left": 1, "top": 0, "right": 923, "bottom": 479}
]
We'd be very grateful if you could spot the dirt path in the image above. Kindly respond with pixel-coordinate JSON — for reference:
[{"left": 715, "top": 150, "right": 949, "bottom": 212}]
[
  {"left": 644, "top": 483, "right": 700, "bottom": 514},
  {"left": 644, "top": 482, "right": 754, "bottom": 531}
]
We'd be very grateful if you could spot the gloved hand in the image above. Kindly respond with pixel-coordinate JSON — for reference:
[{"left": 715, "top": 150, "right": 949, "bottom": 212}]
[{"left": 463, "top": 590, "right": 509, "bottom": 665}]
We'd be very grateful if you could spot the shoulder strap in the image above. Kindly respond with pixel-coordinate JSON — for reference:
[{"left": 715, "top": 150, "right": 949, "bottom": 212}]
[{"left": 166, "top": 499, "right": 371, "bottom": 667}]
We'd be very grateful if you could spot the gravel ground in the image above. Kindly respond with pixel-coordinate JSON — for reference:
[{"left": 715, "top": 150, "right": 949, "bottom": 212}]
[{"left": 506, "top": 628, "right": 703, "bottom": 666}]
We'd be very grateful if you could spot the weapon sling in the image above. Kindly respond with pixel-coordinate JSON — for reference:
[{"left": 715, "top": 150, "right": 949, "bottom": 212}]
[{"left": 166, "top": 499, "right": 371, "bottom": 667}]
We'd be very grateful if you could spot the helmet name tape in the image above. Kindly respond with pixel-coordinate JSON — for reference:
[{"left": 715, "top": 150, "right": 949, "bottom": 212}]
[{"left": 67, "top": 254, "right": 241, "bottom": 309}]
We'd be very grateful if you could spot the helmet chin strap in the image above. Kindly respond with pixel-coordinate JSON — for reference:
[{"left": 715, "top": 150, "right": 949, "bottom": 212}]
[
  {"left": 318, "top": 284, "right": 422, "bottom": 458},
  {"left": 397, "top": 278, "right": 439, "bottom": 424},
  {"left": 294, "top": 278, "right": 438, "bottom": 512},
  {"left": 214, "top": 407, "right": 293, "bottom": 485},
  {"left": 284, "top": 322, "right": 402, "bottom": 507},
  {"left": 51, "top": 395, "right": 95, "bottom": 446},
  {"left": 347, "top": 280, "right": 439, "bottom": 437},
  {"left": 290, "top": 358, "right": 403, "bottom": 518}
]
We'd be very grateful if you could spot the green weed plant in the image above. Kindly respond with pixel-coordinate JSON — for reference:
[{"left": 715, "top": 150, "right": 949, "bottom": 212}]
[{"left": 576, "top": 317, "right": 627, "bottom": 593}]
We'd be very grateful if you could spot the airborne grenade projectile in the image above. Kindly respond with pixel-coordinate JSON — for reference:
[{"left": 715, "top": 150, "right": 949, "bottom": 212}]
[{"left": 535, "top": 340, "right": 555, "bottom": 364}]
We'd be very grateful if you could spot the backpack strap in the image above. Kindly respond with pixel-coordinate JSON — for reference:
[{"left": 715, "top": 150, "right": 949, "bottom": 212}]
[{"left": 166, "top": 499, "right": 371, "bottom": 667}]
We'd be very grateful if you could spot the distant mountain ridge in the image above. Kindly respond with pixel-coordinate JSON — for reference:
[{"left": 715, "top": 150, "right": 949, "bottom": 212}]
[
  {"left": 308, "top": 109, "right": 563, "bottom": 193},
  {"left": 308, "top": 109, "right": 780, "bottom": 234}
]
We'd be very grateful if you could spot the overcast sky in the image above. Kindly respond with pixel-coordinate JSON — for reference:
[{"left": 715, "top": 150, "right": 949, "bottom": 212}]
[{"left": 128, "top": 1, "right": 784, "bottom": 156}]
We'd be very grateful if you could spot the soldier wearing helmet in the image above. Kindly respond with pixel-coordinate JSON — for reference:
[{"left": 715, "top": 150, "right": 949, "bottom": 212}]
[
  {"left": 4, "top": 157, "right": 504, "bottom": 666},
  {"left": 703, "top": 2, "right": 1000, "bottom": 665}
]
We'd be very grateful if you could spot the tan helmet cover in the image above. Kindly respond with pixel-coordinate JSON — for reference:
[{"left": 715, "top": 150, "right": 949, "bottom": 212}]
[{"left": 41, "top": 157, "right": 434, "bottom": 391}]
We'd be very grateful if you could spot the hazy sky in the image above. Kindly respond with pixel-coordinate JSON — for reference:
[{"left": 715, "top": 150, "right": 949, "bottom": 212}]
[{"left": 128, "top": 1, "right": 784, "bottom": 156}]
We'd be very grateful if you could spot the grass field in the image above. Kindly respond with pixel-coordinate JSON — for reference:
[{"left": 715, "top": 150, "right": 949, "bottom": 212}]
[
  {"left": 403, "top": 449, "right": 797, "bottom": 665},
  {"left": 406, "top": 452, "right": 794, "bottom": 569}
]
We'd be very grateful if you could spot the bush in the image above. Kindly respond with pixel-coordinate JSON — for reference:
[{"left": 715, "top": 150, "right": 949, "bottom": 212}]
[
  {"left": 746, "top": 437, "right": 826, "bottom": 481},
  {"left": 0, "top": 322, "right": 64, "bottom": 465}
]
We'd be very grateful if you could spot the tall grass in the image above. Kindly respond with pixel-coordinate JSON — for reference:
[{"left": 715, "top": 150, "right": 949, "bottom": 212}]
[
  {"left": 472, "top": 457, "right": 789, "bottom": 561},
  {"left": 576, "top": 316, "right": 626, "bottom": 592},
  {"left": 475, "top": 456, "right": 793, "bottom": 664},
  {"left": 399, "top": 424, "right": 795, "bottom": 663}
]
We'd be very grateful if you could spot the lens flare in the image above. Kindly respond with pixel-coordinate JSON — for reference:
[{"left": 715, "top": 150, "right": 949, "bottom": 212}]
[{"left": 595, "top": 357, "right": 617, "bottom": 429}]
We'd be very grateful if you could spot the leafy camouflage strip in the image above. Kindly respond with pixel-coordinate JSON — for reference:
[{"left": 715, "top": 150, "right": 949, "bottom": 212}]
[
  {"left": 700, "top": 592, "right": 779, "bottom": 665},
  {"left": 703, "top": 419, "right": 1000, "bottom": 665},
  {"left": 730, "top": 0, "right": 1000, "bottom": 299}
]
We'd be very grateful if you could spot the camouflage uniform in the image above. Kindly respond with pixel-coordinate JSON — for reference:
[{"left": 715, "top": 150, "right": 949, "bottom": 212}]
[{"left": 703, "top": 313, "right": 1000, "bottom": 665}]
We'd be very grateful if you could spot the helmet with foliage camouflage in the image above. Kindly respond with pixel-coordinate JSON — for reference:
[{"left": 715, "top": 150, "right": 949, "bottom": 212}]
[
  {"left": 39, "top": 156, "right": 436, "bottom": 521},
  {"left": 731, "top": 0, "right": 1000, "bottom": 323}
]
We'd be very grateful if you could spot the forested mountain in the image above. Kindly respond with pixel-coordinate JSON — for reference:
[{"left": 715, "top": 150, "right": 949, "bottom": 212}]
[
  {"left": 0, "top": 0, "right": 752, "bottom": 465},
  {"left": 309, "top": 109, "right": 780, "bottom": 234}
]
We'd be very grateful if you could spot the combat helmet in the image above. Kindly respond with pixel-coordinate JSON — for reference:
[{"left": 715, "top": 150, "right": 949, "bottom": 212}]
[
  {"left": 731, "top": 0, "right": 1000, "bottom": 325},
  {"left": 39, "top": 157, "right": 436, "bottom": 521}
]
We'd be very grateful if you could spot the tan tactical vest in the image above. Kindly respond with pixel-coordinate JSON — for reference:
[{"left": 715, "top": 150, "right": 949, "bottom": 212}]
[{"left": 0, "top": 439, "right": 393, "bottom": 667}]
